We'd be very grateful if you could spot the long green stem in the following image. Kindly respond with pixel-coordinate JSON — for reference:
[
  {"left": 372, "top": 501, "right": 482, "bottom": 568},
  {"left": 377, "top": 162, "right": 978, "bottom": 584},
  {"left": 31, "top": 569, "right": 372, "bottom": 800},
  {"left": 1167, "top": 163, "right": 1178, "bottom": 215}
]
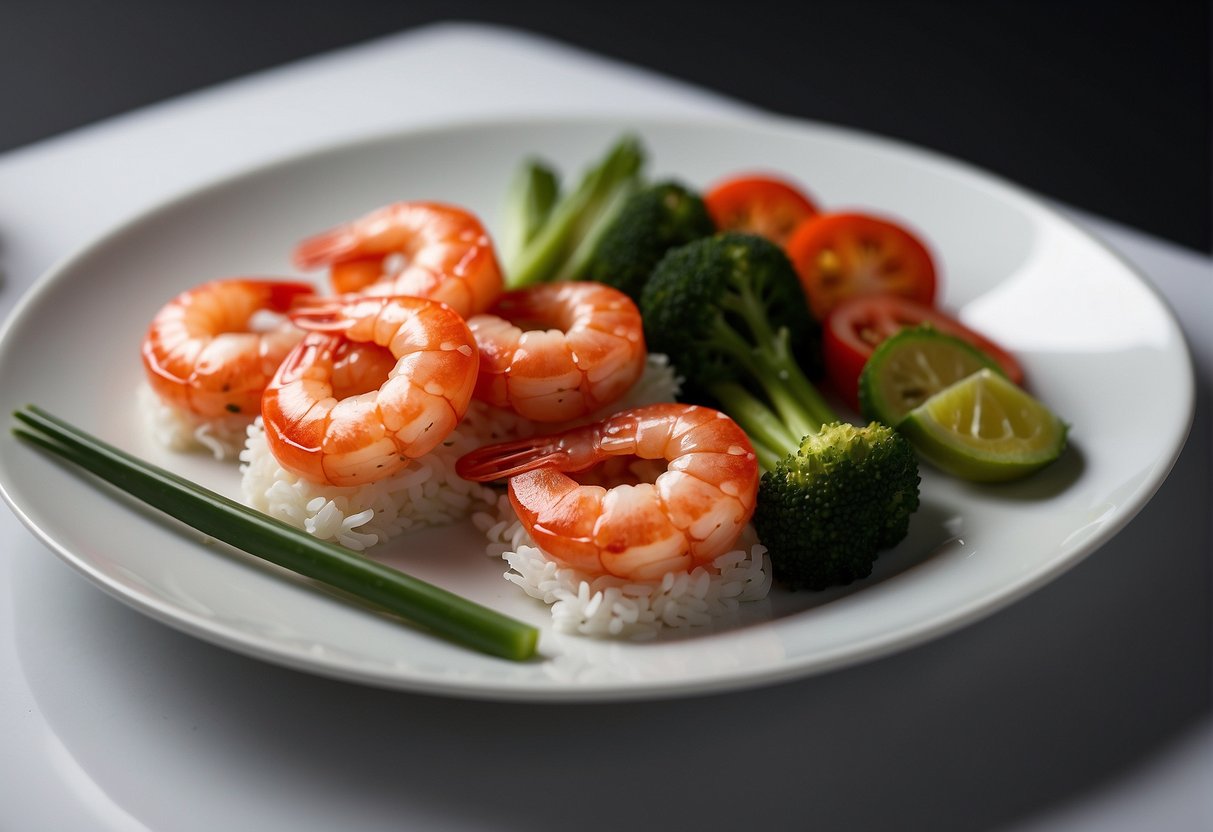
[
  {"left": 748, "top": 438, "right": 782, "bottom": 473},
  {"left": 558, "top": 174, "right": 639, "bottom": 281},
  {"left": 707, "top": 276, "right": 840, "bottom": 447},
  {"left": 709, "top": 314, "right": 828, "bottom": 443},
  {"left": 708, "top": 383, "right": 795, "bottom": 473},
  {"left": 507, "top": 135, "right": 645, "bottom": 288},
  {"left": 709, "top": 381, "right": 799, "bottom": 454},
  {"left": 498, "top": 159, "right": 560, "bottom": 270},
  {"left": 12, "top": 406, "right": 539, "bottom": 662}
]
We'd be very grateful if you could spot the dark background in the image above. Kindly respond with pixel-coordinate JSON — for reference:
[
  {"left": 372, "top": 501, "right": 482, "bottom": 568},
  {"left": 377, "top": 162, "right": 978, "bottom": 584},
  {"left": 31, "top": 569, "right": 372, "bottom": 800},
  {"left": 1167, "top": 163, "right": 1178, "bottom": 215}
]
[{"left": 2, "top": 1, "right": 1210, "bottom": 253}]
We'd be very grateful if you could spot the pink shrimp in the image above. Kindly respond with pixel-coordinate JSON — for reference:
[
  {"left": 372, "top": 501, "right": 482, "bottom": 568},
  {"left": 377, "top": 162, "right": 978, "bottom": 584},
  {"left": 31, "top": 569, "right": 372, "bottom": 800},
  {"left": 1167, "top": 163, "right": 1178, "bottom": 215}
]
[
  {"left": 467, "top": 281, "right": 647, "bottom": 423},
  {"left": 457, "top": 403, "right": 759, "bottom": 580},
  {"left": 141, "top": 278, "right": 313, "bottom": 418},
  {"left": 261, "top": 295, "right": 479, "bottom": 487},
  {"left": 292, "top": 201, "right": 504, "bottom": 318}
]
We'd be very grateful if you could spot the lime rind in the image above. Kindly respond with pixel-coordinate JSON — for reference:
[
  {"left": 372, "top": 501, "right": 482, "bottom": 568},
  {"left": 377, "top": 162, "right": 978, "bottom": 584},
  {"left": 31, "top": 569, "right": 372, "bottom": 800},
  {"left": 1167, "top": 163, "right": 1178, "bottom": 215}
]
[
  {"left": 899, "top": 368, "right": 1068, "bottom": 482},
  {"left": 858, "top": 325, "right": 1002, "bottom": 426}
]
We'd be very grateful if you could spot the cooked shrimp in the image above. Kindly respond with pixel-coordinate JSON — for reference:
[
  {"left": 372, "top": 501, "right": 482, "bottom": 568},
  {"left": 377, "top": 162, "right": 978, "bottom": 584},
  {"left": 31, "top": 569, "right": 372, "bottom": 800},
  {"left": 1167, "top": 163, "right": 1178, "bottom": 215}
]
[
  {"left": 467, "top": 281, "right": 647, "bottom": 423},
  {"left": 261, "top": 295, "right": 479, "bottom": 487},
  {"left": 141, "top": 278, "right": 313, "bottom": 418},
  {"left": 293, "top": 201, "right": 504, "bottom": 318},
  {"left": 457, "top": 403, "right": 759, "bottom": 580}
]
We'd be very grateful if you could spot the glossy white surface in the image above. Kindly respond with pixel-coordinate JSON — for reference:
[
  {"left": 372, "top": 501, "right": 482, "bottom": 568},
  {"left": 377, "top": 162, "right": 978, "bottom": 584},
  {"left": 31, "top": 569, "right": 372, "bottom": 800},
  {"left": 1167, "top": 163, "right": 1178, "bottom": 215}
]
[{"left": 0, "top": 115, "right": 1193, "bottom": 702}]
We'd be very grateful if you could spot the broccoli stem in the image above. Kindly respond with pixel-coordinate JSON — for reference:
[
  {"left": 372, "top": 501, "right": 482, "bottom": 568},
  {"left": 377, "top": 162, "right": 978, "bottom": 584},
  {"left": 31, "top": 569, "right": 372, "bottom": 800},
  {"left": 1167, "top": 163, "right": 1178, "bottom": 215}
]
[
  {"left": 747, "top": 436, "right": 783, "bottom": 473},
  {"left": 709, "top": 381, "right": 798, "bottom": 460},
  {"left": 708, "top": 282, "right": 838, "bottom": 455},
  {"left": 506, "top": 135, "right": 645, "bottom": 288},
  {"left": 557, "top": 174, "right": 640, "bottom": 281}
]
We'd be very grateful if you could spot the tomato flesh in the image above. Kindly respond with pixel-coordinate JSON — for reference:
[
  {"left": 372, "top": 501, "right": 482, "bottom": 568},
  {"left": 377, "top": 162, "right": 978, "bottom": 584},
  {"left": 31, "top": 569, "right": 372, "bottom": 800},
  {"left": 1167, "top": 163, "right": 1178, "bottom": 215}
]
[
  {"left": 786, "top": 212, "right": 937, "bottom": 320},
  {"left": 823, "top": 294, "right": 1026, "bottom": 413},
  {"left": 704, "top": 174, "right": 819, "bottom": 247}
]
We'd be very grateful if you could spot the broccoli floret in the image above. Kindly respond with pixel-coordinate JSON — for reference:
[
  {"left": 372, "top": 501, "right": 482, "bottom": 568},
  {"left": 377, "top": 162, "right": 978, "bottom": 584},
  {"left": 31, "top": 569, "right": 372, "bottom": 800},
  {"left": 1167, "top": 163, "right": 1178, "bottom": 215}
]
[
  {"left": 577, "top": 181, "right": 715, "bottom": 300},
  {"left": 640, "top": 233, "right": 920, "bottom": 590},
  {"left": 753, "top": 422, "right": 920, "bottom": 590},
  {"left": 641, "top": 232, "right": 823, "bottom": 411}
]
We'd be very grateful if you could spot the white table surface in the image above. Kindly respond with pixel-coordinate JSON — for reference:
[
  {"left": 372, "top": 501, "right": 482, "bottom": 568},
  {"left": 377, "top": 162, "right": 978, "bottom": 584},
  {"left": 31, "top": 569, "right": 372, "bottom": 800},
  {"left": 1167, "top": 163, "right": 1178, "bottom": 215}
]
[{"left": 1, "top": 22, "right": 1209, "bottom": 831}]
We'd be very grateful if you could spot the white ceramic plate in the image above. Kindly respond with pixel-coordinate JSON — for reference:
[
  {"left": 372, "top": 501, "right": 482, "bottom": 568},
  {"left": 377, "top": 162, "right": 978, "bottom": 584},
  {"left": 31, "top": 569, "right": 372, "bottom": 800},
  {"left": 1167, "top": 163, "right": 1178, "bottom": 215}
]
[{"left": 0, "top": 116, "right": 1193, "bottom": 702}]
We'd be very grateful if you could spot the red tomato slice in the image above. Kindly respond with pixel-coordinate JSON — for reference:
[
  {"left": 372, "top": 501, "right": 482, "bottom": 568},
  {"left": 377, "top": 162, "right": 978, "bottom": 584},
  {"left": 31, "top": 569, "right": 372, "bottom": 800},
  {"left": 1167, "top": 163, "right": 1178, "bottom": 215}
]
[
  {"left": 786, "top": 212, "right": 938, "bottom": 320},
  {"left": 823, "top": 294, "right": 1026, "bottom": 412},
  {"left": 704, "top": 174, "right": 819, "bottom": 247}
]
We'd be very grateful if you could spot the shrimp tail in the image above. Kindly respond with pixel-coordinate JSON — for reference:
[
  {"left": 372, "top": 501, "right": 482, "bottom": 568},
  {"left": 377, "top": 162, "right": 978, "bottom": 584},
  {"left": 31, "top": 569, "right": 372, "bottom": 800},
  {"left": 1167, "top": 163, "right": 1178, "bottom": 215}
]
[
  {"left": 289, "top": 295, "right": 359, "bottom": 332},
  {"left": 455, "top": 441, "right": 567, "bottom": 482},
  {"left": 456, "top": 428, "right": 601, "bottom": 482},
  {"left": 293, "top": 227, "right": 358, "bottom": 270},
  {"left": 266, "top": 280, "right": 323, "bottom": 310}
]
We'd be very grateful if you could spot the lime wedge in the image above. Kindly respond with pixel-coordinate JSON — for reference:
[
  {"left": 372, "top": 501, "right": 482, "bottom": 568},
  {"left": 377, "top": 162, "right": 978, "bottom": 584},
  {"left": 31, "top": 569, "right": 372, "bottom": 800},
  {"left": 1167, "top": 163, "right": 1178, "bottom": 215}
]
[
  {"left": 899, "top": 368, "right": 1067, "bottom": 481},
  {"left": 858, "top": 326, "right": 1002, "bottom": 425}
]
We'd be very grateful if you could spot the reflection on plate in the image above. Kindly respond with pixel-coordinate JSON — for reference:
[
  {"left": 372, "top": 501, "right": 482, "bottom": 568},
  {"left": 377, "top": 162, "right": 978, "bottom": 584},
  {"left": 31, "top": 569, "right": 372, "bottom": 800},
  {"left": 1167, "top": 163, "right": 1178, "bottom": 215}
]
[{"left": 0, "top": 117, "right": 1193, "bottom": 701}]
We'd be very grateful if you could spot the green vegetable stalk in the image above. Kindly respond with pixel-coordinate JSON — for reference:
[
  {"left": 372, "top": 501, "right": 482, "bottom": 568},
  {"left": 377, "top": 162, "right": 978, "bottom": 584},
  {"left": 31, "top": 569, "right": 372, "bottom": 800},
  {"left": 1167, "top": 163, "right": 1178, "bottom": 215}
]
[
  {"left": 12, "top": 405, "right": 539, "bottom": 661},
  {"left": 496, "top": 159, "right": 560, "bottom": 271},
  {"left": 502, "top": 134, "right": 645, "bottom": 287}
]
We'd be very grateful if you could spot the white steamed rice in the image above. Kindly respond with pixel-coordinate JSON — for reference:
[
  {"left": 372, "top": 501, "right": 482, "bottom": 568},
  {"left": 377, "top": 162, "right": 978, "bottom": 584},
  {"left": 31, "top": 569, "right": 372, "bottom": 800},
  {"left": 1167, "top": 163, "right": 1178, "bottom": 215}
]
[
  {"left": 475, "top": 493, "right": 772, "bottom": 640},
  {"left": 137, "top": 382, "right": 253, "bottom": 461}
]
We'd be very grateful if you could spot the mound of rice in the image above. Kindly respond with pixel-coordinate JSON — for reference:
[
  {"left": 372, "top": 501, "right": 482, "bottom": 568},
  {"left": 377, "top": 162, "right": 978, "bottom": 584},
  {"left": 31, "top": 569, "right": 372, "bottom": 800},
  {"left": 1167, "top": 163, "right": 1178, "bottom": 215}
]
[
  {"left": 238, "top": 352, "right": 771, "bottom": 637},
  {"left": 475, "top": 493, "right": 772, "bottom": 640},
  {"left": 239, "top": 354, "right": 683, "bottom": 550},
  {"left": 137, "top": 383, "right": 253, "bottom": 461}
]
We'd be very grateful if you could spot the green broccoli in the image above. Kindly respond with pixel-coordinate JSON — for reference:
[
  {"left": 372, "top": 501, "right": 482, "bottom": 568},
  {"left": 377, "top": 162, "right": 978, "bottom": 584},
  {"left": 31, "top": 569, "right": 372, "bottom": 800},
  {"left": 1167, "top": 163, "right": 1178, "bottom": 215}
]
[
  {"left": 640, "top": 233, "right": 921, "bottom": 590},
  {"left": 639, "top": 231, "right": 823, "bottom": 412},
  {"left": 746, "top": 418, "right": 920, "bottom": 590},
  {"left": 576, "top": 180, "right": 715, "bottom": 300}
]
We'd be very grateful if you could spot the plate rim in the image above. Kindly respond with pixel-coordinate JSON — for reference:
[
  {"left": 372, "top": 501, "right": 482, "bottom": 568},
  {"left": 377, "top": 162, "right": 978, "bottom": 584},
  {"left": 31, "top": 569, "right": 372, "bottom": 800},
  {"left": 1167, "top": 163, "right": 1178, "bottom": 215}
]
[{"left": 0, "top": 113, "right": 1196, "bottom": 702}]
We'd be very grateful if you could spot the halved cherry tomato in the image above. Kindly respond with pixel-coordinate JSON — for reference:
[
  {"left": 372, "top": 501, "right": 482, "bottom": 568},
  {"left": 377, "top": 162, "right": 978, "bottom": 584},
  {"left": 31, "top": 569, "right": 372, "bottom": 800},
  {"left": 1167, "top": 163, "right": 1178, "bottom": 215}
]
[
  {"left": 823, "top": 294, "right": 1026, "bottom": 413},
  {"left": 704, "top": 174, "right": 819, "bottom": 247},
  {"left": 786, "top": 212, "right": 937, "bottom": 320}
]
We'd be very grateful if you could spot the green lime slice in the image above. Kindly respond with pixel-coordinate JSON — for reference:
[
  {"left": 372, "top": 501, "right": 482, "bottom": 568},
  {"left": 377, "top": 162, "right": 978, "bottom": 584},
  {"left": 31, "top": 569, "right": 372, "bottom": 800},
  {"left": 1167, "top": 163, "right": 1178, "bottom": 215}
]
[
  {"left": 858, "top": 326, "right": 1002, "bottom": 425},
  {"left": 899, "top": 368, "right": 1067, "bottom": 482}
]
